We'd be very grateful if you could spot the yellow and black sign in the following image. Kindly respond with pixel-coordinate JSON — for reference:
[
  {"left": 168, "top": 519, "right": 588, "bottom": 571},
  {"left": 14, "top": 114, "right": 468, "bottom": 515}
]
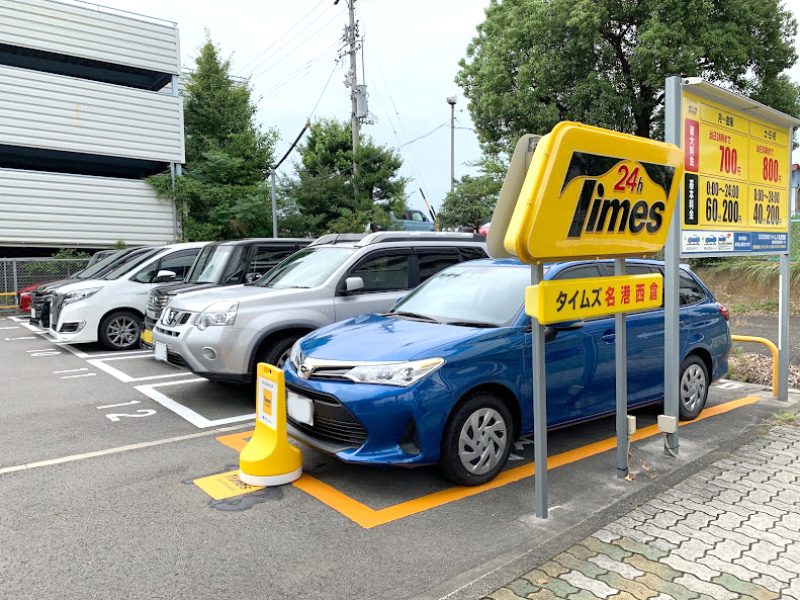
[
  {"left": 681, "top": 90, "right": 792, "bottom": 254},
  {"left": 525, "top": 273, "right": 663, "bottom": 325},
  {"left": 502, "top": 122, "right": 684, "bottom": 263}
]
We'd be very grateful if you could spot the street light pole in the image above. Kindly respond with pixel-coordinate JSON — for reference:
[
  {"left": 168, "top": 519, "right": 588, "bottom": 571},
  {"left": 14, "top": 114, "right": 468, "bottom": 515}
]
[{"left": 447, "top": 93, "right": 457, "bottom": 194}]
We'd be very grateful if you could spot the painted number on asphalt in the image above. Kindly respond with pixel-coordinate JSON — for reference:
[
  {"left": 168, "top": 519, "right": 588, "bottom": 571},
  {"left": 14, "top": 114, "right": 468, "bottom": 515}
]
[{"left": 105, "top": 409, "right": 157, "bottom": 422}]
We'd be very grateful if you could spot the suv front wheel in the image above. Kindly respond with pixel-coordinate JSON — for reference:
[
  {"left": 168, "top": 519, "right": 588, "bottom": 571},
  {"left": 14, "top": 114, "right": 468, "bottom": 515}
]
[{"left": 256, "top": 334, "right": 300, "bottom": 370}]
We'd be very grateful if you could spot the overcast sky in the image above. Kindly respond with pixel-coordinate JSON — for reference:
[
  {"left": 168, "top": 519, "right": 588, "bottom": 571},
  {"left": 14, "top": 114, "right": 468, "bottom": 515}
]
[{"left": 88, "top": 0, "right": 800, "bottom": 214}]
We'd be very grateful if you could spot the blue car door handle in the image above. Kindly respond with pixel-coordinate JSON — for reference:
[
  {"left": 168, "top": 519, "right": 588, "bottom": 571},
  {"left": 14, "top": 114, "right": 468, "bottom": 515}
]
[{"left": 602, "top": 330, "right": 615, "bottom": 343}]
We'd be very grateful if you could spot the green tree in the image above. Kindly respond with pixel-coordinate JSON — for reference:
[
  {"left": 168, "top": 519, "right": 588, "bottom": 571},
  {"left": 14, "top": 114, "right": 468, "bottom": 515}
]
[
  {"left": 287, "top": 119, "right": 408, "bottom": 234},
  {"left": 149, "top": 35, "right": 283, "bottom": 240},
  {"left": 437, "top": 173, "right": 502, "bottom": 230},
  {"left": 456, "top": 0, "right": 799, "bottom": 154}
]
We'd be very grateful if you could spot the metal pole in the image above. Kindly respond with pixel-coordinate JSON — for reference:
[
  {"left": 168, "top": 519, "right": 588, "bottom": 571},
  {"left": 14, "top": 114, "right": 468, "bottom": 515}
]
[
  {"left": 663, "top": 75, "right": 681, "bottom": 454},
  {"left": 271, "top": 169, "right": 278, "bottom": 238},
  {"left": 615, "top": 259, "right": 628, "bottom": 478},
  {"left": 11, "top": 259, "right": 17, "bottom": 295},
  {"left": 531, "top": 263, "right": 548, "bottom": 518},
  {"left": 779, "top": 135, "right": 791, "bottom": 401},
  {"left": 348, "top": 0, "right": 360, "bottom": 201},
  {"left": 450, "top": 101, "right": 455, "bottom": 194}
]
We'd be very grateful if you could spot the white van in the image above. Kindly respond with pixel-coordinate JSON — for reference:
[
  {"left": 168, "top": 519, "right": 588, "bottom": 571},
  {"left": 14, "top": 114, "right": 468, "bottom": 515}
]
[{"left": 48, "top": 242, "right": 208, "bottom": 350}]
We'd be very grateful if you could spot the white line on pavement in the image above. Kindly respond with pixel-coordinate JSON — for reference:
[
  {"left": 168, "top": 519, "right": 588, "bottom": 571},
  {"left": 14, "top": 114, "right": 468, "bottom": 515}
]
[
  {"left": 87, "top": 356, "right": 190, "bottom": 383},
  {"left": 60, "top": 373, "right": 97, "bottom": 379},
  {"left": 53, "top": 368, "right": 89, "bottom": 374},
  {"left": 0, "top": 423, "right": 252, "bottom": 476},
  {"left": 134, "top": 379, "right": 255, "bottom": 428}
]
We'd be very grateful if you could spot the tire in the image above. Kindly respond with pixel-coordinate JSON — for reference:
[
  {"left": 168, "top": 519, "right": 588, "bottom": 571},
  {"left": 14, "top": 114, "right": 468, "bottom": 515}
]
[
  {"left": 99, "top": 311, "right": 143, "bottom": 351},
  {"left": 679, "top": 355, "right": 709, "bottom": 420},
  {"left": 256, "top": 334, "right": 300, "bottom": 370},
  {"left": 439, "top": 392, "right": 514, "bottom": 486}
]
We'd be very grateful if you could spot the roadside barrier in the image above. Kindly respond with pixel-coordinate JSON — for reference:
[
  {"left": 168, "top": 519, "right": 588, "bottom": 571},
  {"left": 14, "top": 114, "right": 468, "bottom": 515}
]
[
  {"left": 239, "top": 363, "right": 303, "bottom": 486},
  {"left": 731, "top": 334, "right": 779, "bottom": 397},
  {"left": 0, "top": 291, "right": 16, "bottom": 310}
]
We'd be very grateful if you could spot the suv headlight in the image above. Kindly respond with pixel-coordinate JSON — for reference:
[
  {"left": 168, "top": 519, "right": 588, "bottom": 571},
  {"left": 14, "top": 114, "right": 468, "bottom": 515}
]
[
  {"left": 63, "top": 287, "right": 102, "bottom": 306},
  {"left": 344, "top": 358, "right": 444, "bottom": 387},
  {"left": 196, "top": 301, "right": 238, "bottom": 331}
]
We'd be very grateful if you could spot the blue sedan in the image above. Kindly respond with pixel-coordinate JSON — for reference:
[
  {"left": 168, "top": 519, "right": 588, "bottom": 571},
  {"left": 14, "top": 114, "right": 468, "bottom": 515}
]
[{"left": 284, "top": 259, "right": 730, "bottom": 486}]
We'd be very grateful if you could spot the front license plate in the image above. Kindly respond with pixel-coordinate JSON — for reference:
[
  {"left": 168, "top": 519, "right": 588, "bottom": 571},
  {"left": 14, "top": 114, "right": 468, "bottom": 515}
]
[
  {"left": 287, "top": 390, "right": 314, "bottom": 426},
  {"left": 154, "top": 341, "right": 167, "bottom": 362},
  {"left": 30, "top": 308, "right": 36, "bottom": 319},
  {"left": 141, "top": 328, "right": 153, "bottom": 344}
]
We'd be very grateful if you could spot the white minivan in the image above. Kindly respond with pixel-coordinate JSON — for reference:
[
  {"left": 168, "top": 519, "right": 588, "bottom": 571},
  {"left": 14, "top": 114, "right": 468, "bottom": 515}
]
[{"left": 48, "top": 242, "right": 208, "bottom": 350}]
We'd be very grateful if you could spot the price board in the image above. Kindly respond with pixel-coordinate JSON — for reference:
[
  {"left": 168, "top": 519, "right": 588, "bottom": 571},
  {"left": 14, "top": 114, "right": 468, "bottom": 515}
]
[{"left": 681, "top": 90, "right": 791, "bottom": 255}]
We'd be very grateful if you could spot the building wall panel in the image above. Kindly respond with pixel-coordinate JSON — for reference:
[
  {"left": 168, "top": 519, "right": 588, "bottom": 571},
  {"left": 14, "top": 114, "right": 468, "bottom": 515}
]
[
  {"left": 0, "top": 0, "right": 180, "bottom": 74},
  {"left": 0, "top": 168, "right": 176, "bottom": 247},
  {"left": 0, "top": 65, "right": 184, "bottom": 163}
]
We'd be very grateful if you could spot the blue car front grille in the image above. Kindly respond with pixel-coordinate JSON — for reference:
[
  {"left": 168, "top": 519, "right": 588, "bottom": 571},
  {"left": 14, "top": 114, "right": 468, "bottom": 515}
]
[{"left": 286, "top": 384, "right": 367, "bottom": 448}]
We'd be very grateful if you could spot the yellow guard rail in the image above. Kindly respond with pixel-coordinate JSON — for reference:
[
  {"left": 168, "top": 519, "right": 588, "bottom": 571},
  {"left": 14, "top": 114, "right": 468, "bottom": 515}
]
[{"left": 731, "top": 335, "right": 779, "bottom": 397}]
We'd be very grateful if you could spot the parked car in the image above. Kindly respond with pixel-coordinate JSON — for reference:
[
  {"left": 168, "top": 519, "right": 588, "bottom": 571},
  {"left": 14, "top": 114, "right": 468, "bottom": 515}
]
[
  {"left": 141, "top": 238, "right": 312, "bottom": 347},
  {"left": 478, "top": 222, "right": 491, "bottom": 236},
  {"left": 49, "top": 242, "right": 208, "bottom": 350},
  {"left": 387, "top": 210, "right": 436, "bottom": 232},
  {"left": 28, "top": 248, "right": 146, "bottom": 327},
  {"left": 151, "top": 232, "right": 488, "bottom": 383},
  {"left": 282, "top": 258, "right": 731, "bottom": 486}
]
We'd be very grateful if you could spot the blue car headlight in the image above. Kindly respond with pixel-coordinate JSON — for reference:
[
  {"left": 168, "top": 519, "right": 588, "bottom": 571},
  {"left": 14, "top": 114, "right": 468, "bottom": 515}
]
[{"left": 344, "top": 358, "right": 444, "bottom": 387}]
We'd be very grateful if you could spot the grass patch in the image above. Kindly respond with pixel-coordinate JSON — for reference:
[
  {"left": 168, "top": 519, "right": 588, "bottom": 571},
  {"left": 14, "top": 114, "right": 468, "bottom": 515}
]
[{"left": 772, "top": 411, "right": 797, "bottom": 425}]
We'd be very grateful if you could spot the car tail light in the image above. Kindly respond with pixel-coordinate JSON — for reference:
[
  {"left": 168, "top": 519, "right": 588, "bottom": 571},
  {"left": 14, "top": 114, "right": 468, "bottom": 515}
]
[{"left": 718, "top": 303, "right": 729, "bottom": 321}]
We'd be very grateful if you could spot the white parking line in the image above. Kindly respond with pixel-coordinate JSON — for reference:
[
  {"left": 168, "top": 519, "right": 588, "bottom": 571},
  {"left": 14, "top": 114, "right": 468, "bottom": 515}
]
[
  {"left": 60, "top": 373, "right": 97, "bottom": 379},
  {"left": 135, "top": 379, "right": 255, "bottom": 428},
  {"left": 53, "top": 368, "right": 89, "bottom": 374},
  {"left": 0, "top": 326, "right": 20, "bottom": 330},
  {"left": 0, "top": 423, "right": 252, "bottom": 476},
  {"left": 86, "top": 356, "right": 191, "bottom": 383},
  {"left": 58, "top": 343, "right": 150, "bottom": 359}
]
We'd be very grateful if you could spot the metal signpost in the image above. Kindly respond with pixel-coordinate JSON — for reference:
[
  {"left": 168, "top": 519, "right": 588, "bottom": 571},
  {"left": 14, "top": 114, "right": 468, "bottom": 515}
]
[
  {"left": 665, "top": 77, "right": 799, "bottom": 413},
  {"left": 488, "top": 122, "right": 683, "bottom": 517}
]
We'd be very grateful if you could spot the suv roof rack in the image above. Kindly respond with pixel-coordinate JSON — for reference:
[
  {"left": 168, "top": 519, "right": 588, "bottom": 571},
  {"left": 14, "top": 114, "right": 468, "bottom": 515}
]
[
  {"left": 309, "top": 233, "right": 368, "bottom": 246},
  {"left": 355, "top": 232, "right": 487, "bottom": 246}
]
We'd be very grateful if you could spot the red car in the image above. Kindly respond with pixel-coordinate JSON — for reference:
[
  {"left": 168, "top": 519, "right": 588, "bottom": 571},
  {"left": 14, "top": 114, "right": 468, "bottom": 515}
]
[
  {"left": 18, "top": 281, "right": 53, "bottom": 312},
  {"left": 478, "top": 222, "right": 491, "bottom": 236}
]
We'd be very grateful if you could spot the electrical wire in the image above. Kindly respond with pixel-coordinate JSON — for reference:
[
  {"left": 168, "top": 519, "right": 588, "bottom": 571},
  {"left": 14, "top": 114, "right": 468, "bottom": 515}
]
[
  {"left": 235, "top": 0, "right": 329, "bottom": 76},
  {"left": 249, "top": 9, "right": 342, "bottom": 82},
  {"left": 261, "top": 39, "right": 340, "bottom": 98}
]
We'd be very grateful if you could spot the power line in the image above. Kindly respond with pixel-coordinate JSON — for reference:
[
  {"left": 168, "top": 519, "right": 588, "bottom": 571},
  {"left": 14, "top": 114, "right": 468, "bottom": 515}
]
[
  {"left": 249, "top": 8, "right": 341, "bottom": 81},
  {"left": 261, "top": 39, "right": 340, "bottom": 98},
  {"left": 235, "top": 0, "right": 329, "bottom": 76}
]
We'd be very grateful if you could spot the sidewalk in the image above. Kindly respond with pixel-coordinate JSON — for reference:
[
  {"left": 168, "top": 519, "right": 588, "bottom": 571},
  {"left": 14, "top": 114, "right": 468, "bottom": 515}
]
[{"left": 484, "top": 424, "right": 800, "bottom": 600}]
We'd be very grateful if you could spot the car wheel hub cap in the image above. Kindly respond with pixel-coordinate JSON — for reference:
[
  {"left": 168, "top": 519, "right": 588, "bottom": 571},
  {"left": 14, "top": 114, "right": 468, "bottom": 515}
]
[
  {"left": 108, "top": 317, "right": 137, "bottom": 348},
  {"left": 457, "top": 408, "right": 507, "bottom": 475},
  {"left": 681, "top": 364, "right": 706, "bottom": 412}
]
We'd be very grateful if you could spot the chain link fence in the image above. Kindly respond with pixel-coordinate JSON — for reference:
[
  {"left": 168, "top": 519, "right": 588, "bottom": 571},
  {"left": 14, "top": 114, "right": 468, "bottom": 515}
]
[{"left": 0, "top": 258, "right": 90, "bottom": 310}]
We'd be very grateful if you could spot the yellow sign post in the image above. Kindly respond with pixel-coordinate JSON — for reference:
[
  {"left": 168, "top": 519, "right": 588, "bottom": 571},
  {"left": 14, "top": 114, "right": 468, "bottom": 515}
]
[
  {"left": 488, "top": 121, "right": 684, "bottom": 519},
  {"left": 502, "top": 121, "right": 684, "bottom": 263},
  {"left": 526, "top": 274, "right": 663, "bottom": 325},
  {"left": 239, "top": 363, "right": 303, "bottom": 486}
]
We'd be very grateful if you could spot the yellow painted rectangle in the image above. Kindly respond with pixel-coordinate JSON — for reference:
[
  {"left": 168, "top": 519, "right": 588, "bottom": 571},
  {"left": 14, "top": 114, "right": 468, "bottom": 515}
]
[
  {"left": 140, "top": 329, "right": 153, "bottom": 344},
  {"left": 698, "top": 101, "right": 750, "bottom": 136},
  {"left": 194, "top": 470, "right": 263, "bottom": 500},
  {"left": 525, "top": 274, "right": 662, "bottom": 325},
  {"left": 696, "top": 122, "right": 749, "bottom": 181}
]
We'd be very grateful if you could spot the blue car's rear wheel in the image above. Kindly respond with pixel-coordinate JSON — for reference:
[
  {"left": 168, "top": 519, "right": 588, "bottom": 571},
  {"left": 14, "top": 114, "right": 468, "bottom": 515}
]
[
  {"left": 440, "top": 393, "right": 513, "bottom": 486},
  {"left": 679, "top": 355, "right": 708, "bottom": 420}
]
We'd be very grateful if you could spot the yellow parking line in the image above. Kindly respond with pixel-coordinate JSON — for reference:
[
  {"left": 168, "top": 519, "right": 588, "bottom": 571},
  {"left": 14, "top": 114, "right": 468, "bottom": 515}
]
[{"left": 207, "top": 395, "right": 762, "bottom": 528}]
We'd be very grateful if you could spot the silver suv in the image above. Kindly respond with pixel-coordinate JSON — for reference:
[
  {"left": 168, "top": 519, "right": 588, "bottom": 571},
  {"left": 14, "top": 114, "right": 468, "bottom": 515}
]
[{"left": 151, "top": 232, "right": 487, "bottom": 384}]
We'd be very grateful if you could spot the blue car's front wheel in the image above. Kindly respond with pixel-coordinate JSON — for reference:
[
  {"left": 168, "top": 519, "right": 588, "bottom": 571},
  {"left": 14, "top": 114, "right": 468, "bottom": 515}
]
[{"left": 440, "top": 393, "right": 514, "bottom": 486}]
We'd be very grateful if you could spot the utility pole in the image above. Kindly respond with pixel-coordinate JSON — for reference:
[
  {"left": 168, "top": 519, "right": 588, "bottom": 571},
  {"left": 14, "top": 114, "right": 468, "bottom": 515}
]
[{"left": 345, "top": 0, "right": 360, "bottom": 200}]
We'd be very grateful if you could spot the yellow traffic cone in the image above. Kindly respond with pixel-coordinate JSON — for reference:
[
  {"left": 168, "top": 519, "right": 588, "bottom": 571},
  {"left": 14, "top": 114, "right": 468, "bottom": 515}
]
[{"left": 239, "top": 363, "right": 303, "bottom": 486}]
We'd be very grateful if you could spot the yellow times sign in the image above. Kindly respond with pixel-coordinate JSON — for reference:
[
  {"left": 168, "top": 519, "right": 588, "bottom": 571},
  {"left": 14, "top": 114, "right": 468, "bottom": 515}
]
[
  {"left": 502, "top": 122, "right": 683, "bottom": 263},
  {"left": 525, "top": 274, "right": 663, "bottom": 325}
]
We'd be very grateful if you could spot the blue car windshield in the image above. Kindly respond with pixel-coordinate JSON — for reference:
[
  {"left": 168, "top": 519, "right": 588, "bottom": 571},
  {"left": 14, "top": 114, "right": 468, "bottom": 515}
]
[
  {"left": 255, "top": 247, "right": 356, "bottom": 288},
  {"left": 393, "top": 264, "right": 530, "bottom": 326}
]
